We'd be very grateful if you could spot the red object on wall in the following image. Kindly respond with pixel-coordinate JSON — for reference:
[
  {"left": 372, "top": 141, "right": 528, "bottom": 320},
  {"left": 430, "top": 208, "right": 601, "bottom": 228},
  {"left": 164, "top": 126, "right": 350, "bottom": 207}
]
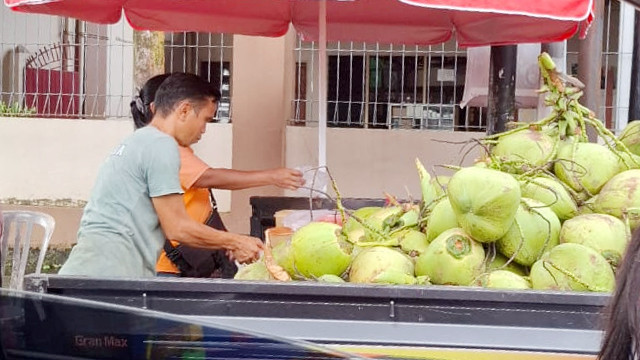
[{"left": 24, "top": 67, "right": 80, "bottom": 117}]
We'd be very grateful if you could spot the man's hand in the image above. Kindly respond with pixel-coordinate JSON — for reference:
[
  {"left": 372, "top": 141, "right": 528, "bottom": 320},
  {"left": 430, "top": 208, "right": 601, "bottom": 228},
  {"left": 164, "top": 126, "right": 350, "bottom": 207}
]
[
  {"left": 228, "top": 235, "right": 264, "bottom": 264},
  {"left": 270, "top": 168, "right": 305, "bottom": 190}
]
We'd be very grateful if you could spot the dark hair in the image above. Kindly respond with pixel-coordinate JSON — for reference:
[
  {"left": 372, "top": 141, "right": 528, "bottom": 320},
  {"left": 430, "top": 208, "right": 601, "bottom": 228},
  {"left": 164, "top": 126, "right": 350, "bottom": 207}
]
[
  {"left": 598, "top": 228, "right": 640, "bottom": 360},
  {"left": 153, "top": 72, "right": 221, "bottom": 119},
  {"left": 131, "top": 73, "right": 171, "bottom": 129}
]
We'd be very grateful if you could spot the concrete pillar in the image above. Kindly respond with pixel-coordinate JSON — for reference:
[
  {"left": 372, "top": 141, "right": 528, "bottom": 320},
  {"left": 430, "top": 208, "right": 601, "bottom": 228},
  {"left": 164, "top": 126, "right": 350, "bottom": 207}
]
[
  {"left": 226, "top": 29, "right": 296, "bottom": 234},
  {"left": 616, "top": 1, "right": 637, "bottom": 131}
]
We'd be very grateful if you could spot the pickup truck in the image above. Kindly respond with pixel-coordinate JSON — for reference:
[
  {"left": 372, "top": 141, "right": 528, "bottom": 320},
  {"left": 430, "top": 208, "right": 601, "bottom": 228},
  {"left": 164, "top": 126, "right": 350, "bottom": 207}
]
[{"left": 23, "top": 274, "right": 606, "bottom": 360}]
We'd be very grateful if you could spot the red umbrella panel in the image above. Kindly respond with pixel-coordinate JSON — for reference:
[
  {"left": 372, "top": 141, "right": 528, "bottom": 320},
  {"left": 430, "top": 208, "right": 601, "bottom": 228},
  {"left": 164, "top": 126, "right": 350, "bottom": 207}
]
[{"left": 4, "top": 0, "right": 594, "bottom": 46}]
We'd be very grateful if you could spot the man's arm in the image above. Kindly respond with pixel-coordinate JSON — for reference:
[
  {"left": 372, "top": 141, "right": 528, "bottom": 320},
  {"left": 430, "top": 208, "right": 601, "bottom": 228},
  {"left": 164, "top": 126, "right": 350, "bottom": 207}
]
[
  {"left": 151, "top": 194, "right": 262, "bottom": 263},
  {"left": 193, "top": 168, "right": 304, "bottom": 191}
]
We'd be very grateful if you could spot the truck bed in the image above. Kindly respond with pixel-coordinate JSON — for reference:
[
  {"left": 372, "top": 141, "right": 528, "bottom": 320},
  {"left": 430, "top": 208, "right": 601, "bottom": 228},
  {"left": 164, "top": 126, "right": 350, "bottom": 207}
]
[{"left": 24, "top": 274, "right": 608, "bottom": 358}]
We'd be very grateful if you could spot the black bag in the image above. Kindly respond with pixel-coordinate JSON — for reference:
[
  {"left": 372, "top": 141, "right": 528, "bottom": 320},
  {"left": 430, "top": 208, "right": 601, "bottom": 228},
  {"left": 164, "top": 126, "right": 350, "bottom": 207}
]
[{"left": 163, "top": 191, "right": 238, "bottom": 278}]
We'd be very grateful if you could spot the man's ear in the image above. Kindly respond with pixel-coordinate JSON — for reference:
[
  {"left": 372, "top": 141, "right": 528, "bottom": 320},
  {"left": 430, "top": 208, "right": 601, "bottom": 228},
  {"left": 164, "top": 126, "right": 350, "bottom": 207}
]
[
  {"left": 150, "top": 102, "right": 156, "bottom": 115},
  {"left": 175, "top": 100, "right": 192, "bottom": 121}
]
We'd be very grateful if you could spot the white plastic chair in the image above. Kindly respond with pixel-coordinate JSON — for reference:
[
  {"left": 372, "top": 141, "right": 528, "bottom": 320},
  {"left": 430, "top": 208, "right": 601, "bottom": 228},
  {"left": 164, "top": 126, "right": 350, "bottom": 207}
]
[{"left": 1, "top": 210, "right": 55, "bottom": 290}]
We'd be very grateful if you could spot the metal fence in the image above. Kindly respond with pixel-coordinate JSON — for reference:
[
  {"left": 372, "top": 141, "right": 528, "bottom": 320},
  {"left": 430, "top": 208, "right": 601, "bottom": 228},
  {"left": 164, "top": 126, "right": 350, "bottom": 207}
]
[
  {"left": 290, "top": 0, "right": 626, "bottom": 132},
  {"left": 0, "top": 12, "right": 136, "bottom": 119},
  {"left": 164, "top": 32, "right": 233, "bottom": 122},
  {"left": 0, "top": 7, "right": 233, "bottom": 121},
  {"left": 291, "top": 38, "right": 487, "bottom": 131}
]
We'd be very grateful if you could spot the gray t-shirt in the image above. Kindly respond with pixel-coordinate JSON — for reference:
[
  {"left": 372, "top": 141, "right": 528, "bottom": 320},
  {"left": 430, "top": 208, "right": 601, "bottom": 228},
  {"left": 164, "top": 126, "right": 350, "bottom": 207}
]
[{"left": 59, "top": 126, "right": 183, "bottom": 277}]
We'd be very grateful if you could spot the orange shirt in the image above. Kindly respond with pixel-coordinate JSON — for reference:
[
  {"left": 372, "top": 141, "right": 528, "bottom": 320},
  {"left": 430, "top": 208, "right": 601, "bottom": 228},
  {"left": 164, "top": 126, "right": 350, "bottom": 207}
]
[{"left": 156, "top": 146, "right": 211, "bottom": 274}]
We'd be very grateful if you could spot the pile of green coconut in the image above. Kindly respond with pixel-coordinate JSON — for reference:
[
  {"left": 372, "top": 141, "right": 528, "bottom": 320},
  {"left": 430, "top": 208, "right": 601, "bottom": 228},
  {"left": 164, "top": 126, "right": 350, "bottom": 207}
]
[{"left": 236, "top": 53, "right": 640, "bottom": 293}]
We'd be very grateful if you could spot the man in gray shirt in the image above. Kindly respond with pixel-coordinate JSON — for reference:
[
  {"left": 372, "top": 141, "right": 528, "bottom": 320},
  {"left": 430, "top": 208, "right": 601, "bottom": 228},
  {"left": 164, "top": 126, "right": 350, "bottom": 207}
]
[{"left": 60, "top": 73, "right": 262, "bottom": 277}]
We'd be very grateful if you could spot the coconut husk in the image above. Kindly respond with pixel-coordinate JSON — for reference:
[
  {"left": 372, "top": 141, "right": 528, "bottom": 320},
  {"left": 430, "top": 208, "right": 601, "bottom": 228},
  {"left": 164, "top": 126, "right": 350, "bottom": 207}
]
[{"left": 263, "top": 228, "right": 292, "bottom": 281}]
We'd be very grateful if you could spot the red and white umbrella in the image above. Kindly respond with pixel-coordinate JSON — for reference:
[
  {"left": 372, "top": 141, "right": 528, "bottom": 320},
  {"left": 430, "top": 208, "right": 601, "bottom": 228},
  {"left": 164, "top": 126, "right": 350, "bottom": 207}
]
[
  {"left": 4, "top": 0, "right": 595, "bottom": 166},
  {"left": 5, "top": 0, "right": 593, "bottom": 46}
]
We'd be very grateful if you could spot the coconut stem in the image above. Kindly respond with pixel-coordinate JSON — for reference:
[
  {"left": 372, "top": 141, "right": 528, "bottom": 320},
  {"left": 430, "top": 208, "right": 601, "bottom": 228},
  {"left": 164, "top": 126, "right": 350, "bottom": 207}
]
[
  {"left": 482, "top": 123, "right": 530, "bottom": 141},
  {"left": 529, "top": 205, "right": 553, "bottom": 260},
  {"left": 583, "top": 116, "right": 640, "bottom": 169},
  {"left": 501, "top": 217, "right": 525, "bottom": 271},
  {"left": 446, "top": 235, "right": 472, "bottom": 259},
  {"left": 543, "top": 260, "right": 609, "bottom": 292},
  {"left": 519, "top": 177, "right": 562, "bottom": 209}
]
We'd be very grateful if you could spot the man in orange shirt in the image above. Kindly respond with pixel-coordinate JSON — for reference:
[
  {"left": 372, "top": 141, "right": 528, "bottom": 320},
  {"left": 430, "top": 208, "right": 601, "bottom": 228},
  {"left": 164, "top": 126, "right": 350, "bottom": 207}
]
[{"left": 132, "top": 74, "right": 304, "bottom": 277}]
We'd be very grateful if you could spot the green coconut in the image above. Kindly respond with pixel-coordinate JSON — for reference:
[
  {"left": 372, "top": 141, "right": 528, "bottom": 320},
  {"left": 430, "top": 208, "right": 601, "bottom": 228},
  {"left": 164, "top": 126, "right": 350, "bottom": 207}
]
[
  {"left": 234, "top": 259, "right": 274, "bottom": 281},
  {"left": 345, "top": 227, "right": 366, "bottom": 244},
  {"left": 342, "top": 206, "right": 382, "bottom": 234},
  {"left": 415, "top": 228, "right": 485, "bottom": 285},
  {"left": 485, "top": 252, "right": 527, "bottom": 276},
  {"left": 475, "top": 270, "right": 531, "bottom": 290},
  {"left": 559, "top": 214, "right": 629, "bottom": 267},
  {"left": 554, "top": 140, "right": 620, "bottom": 195},
  {"left": 520, "top": 176, "right": 578, "bottom": 220},
  {"left": 430, "top": 175, "right": 450, "bottom": 198},
  {"left": 618, "top": 120, "right": 640, "bottom": 156},
  {"left": 577, "top": 195, "right": 598, "bottom": 215},
  {"left": 491, "top": 129, "right": 556, "bottom": 173},
  {"left": 291, "top": 222, "right": 352, "bottom": 278},
  {"left": 496, "top": 198, "right": 561, "bottom": 267},
  {"left": 417, "top": 158, "right": 438, "bottom": 207},
  {"left": 529, "top": 243, "right": 615, "bottom": 292},
  {"left": 317, "top": 274, "right": 346, "bottom": 283},
  {"left": 272, "top": 240, "right": 295, "bottom": 276},
  {"left": 594, "top": 169, "right": 640, "bottom": 230},
  {"left": 346, "top": 206, "right": 419, "bottom": 246},
  {"left": 396, "top": 205, "right": 420, "bottom": 229},
  {"left": 617, "top": 151, "right": 640, "bottom": 171},
  {"left": 364, "top": 206, "right": 404, "bottom": 236},
  {"left": 425, "top": 198, "right": 459, "bottom": 243},
  {"left": 348, "top": 246, "right": 416, "bottom": 285},
  {"left": 350, "top": 244, "right": 366, "bottom": 259},
  {"left": 392, "top": 229, "right": 429, "bottom": 257},
  {"left": 447, "top": 167, "right": 521, "bottom": 243}
]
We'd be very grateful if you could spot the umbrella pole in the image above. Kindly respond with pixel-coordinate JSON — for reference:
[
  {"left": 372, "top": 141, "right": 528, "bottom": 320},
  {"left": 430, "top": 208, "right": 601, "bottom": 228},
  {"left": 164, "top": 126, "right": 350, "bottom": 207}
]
[
  {"left": 318, "top": 0, "right": 327, "bottom": 168},
  {"left": 486, "top": 45, "right": 517, "bottom": 135},
  {"left": 578, "top": 0, "right": 605, "bottom": 141}
]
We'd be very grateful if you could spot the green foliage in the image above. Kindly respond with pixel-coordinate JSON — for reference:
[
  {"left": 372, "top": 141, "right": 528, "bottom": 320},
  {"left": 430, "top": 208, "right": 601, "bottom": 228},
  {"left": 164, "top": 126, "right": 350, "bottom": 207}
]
[
  {"left": 0, "top": 101, "right": 36, "bottom": 117},
  {"left": 2, "top": 247, "right": 71, "bottom": 276}
]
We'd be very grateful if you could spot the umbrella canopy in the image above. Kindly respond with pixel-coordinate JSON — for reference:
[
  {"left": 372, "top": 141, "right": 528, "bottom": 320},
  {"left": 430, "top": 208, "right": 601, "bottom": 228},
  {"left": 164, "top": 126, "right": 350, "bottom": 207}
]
[
  {"left": 3, "top": 0, "right": 595, "bottom": 168},
  {"left": 5, "top": 0, "right": 594, "bottom": 46}
]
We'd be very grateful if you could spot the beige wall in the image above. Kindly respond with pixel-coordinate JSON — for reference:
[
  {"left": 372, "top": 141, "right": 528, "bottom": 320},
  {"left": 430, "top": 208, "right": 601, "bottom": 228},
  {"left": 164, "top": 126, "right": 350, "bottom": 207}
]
[
  {"left": 0, "top": 121, "right": 483, "bottom": 245},
  {"left": 0, "top": 117, "right": 233, "bottom": 208},
  {"left": 0, "top": 117, "right": 234, "bottom": 246},
  {"left": 285, "top": 126, "right": 483, "bottom": 200},
  {"left": 226, "top": 32, "right": 296, "bottom": 233},
  {"left": 0, "top": 117, "right": 131, "bottom": 201}
]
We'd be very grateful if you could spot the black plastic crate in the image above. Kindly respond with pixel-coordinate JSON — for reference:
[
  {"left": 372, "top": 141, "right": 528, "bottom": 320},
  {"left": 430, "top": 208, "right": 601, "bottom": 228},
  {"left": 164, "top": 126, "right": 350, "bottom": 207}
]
[{"left": 249, "top": 196, "right": 386, "bottom": 240}]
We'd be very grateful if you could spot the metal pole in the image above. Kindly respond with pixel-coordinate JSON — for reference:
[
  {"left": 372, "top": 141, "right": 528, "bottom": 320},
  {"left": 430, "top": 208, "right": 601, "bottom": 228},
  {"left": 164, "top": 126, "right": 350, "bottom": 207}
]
[
  {"left": 486, "top": 45, "right": 517, "bottom": 135},
  {"left": 318, "top": 0, "right": 327, "bottom": 168},
  {"left": 629, "top": 11, "right": 640, "bottom": 121},
  {"left": 75, "top": 20, "right": 85, "bottom": 118},
  {"left": 578, "top": 0, "right": 605, "bottom": 141}
]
